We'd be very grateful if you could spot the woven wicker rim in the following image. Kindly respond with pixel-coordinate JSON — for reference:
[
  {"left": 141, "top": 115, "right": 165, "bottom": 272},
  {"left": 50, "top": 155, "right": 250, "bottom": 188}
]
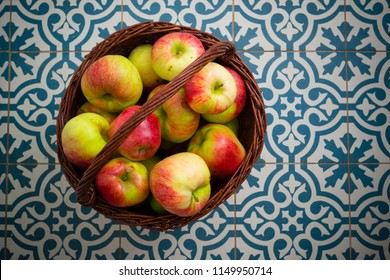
[{"left": 56, "top": 21, "right": 266, "bottom": 231}]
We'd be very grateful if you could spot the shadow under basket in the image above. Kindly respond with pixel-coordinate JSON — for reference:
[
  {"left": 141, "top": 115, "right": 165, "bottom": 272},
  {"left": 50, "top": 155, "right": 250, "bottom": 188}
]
[{"left": 56, "top": 22, "right": 267, "bottom": 231}]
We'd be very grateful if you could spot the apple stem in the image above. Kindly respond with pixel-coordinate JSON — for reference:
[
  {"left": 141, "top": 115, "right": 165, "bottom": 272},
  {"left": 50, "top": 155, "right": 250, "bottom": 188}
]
[
  {"left": 193, "top": 194, "right": 199, "bottom": 203},
  {"left": 214, "top": 82, "right": 224, "bottom": 91},
  {"left": 121, "top": 171, "right": 129, "bottom": 182}
]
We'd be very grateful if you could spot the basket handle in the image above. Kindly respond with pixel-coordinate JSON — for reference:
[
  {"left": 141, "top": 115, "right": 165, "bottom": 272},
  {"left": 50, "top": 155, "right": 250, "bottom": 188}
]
[{"left": 76, "top": 40, "right": 236, "bottom": 206}]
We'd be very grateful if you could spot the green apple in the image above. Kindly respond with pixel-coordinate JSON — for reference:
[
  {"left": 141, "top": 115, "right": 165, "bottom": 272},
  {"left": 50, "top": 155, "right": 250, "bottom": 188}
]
[
  {"left": 224, "top": 118, "right": 239, "bottom": 136},
  {"left": 141, "top": 155, "right": 161, "bottom": 174},
  {"left": 148, "top": 194, "right": 168, "bottom": 214},
  {"left": 61, "top": 113, "right": 109, "bottom": 169},
  {"left": 128, "top": 44, "right": 165, "bottom": 91},
  {"left": 78, "top": 101, "right": 118, "bottom": 124}
]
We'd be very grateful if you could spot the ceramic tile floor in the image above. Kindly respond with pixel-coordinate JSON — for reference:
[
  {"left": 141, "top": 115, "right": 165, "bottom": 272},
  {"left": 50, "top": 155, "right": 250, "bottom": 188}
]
[{"left": 0, "top": 0, "right": 389, "bottom": 260}]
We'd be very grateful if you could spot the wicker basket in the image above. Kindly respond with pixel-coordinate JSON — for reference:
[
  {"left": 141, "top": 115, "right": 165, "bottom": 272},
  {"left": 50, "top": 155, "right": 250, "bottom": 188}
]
[{"left": 56, "top": 22, "right": 266, "bottom": 231}]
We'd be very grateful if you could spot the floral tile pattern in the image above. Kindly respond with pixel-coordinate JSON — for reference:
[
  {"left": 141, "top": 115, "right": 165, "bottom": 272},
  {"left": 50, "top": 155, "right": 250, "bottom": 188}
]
[{"left": 1, "top": 0, "right": 389, "bottom": 260}]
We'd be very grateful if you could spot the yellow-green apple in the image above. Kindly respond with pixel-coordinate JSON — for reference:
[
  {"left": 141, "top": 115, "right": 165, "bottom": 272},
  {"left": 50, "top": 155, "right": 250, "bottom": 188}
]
[
  {"left": 81, "top": 55, "right": 143, "bottom": 112},
  {"left": 151, "top": 32, "right": 205, "bottom": 81},
  {"left": 61, "top": 113, "right": 109, "bottom": 169},
  {"left": 78, "top": 101, "right": 118, "bottom": 124},
  {"left": 224, "top": 118, "right": 239, "bottom": 136},
  {"left": 109, "top": 105, "right": 161, "bottom": 161},
  {"left": 128, "top": 44, "right": 165, "bottom": 91},
  {"left": 187, "top": 123, "right": 246, "bottom": 179},
  {"left": 141, "top": 155, "right": 161, "bottom": 174},
  {"left": 95, "top": 157, "right": 149, "bottom": 207},
  {"left": 148, "top": 84, "right": 200, "bottom": 143},
  {"left": 202, "top": 66, "right": 247, "bottom": 123},
  {"left": 184, "top": 62, "right": 237, "bottom": 115},
  {"left": 148, "top": 194, "right": 168, "bottom": 214},
  {"left": 149, "top": 152, "right": 211, "bottom": 217}
]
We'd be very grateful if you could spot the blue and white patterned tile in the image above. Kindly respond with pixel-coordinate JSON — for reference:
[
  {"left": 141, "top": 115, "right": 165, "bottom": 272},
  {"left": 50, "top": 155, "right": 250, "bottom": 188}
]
[
  {"left": 120, "top": 197, "right": 235, "bottom": 260},
  {"left": 236, "top": 163, "right": 350, "bottom": 260},
  {"left": 346, "top": 0, "right": 390, "bottom": 51},
  {"left": 0, "top": 163, "right": 6, "bottom": 260},
  {"left": 0, "top": 53, "right": 8, "bottom": 164},
  {"left": 0, "top": 0, "right": 10, "bottom": 51},
  {"left": 11, "top": 0, "right": 122, "bottom": 51},
  {"left": 122, "top": 0, "right": 233, "bottom": 41},
  {"left": 241, "top": 50, "right": 347, "bottom": 163},
  {"left": 348, "top": 52, "right": 390, "bottom": 163},
  {"left": 6, "top": 164, "right": 120, "bottom": 260},
  {"left": 8, "top": 51, "right": 83, "bottom": 164},
  {"left": 350, "top": 163, "right": 390, "bottom": 260},
  {"left": 234, "top": 0, "right": 345, "bottom": 51}
]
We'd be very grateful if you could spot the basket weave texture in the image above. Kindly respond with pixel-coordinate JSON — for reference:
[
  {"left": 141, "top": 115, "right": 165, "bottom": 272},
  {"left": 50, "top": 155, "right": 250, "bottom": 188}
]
[{"left": 56, "top": 22, "right": 266, "bottom": 231}]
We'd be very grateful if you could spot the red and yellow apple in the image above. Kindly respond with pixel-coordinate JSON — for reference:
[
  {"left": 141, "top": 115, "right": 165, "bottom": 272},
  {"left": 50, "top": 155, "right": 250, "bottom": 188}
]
[
  {"left": 149, "top": 152, "right": 211, "bottom": 217},
  {"left": 202, "top": 66, "right": 247, "bottom": 123},
  {"left": 185, "top": 62, "right": 237, "bottom": 115},
  {"left": 128, "top": 44, "right": 165, "bottom": 91},
  {"left": 109, "top": 105, "right": 161, "bottom": 161},
  {"left": 151, "top": 32, "right": 205, "bottom": 81},
  {"left": 81, "top": 55, "right": 143, "bottom": 112},
  {"left": 148, "top": 84, "right": 200, "bottom": 143},
  {"left": 95, "top": 157, "right": 149, "bottom": 207},
  {"left": 187, "top": 123, "right": 246, "bottom": 179},
  {"left": 61, "top": 112, "right": 109, "bottom": 169}
]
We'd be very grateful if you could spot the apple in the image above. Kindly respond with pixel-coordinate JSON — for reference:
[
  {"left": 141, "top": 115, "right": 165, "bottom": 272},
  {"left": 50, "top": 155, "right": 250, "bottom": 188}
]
[
  {"left": 81, "top": 55, "right": 143, "bottom": 113},
  {"left": 109, "top": 105, "right": 161, "bottom": 161},
  {"left": 148, "top": 84, "right": 200, "bottom": 143},
  {"left": 224, "top": 118, "right": 239, "bottom": 136},
  {"left": 78, "top": 101, "right": 118, "bottom": 124},
  {"left": 95, "top": 157, "right": 149, "bottom": 207},
  {"left": 141, "top": 155, "right": 161, "bottom": 174},
  {"left": 151, "top": 32, "right": 205, "bottom": 81},
  {"left": 201, "top": 66, "right": 247, "bottom": 123},
  {"left": 128, "top": 44, "right": 165, "bottom": 91},
  {"left": 187, "top": 123, "right": 246, "bottom": 179},
  {"left": 148, "top": 194, "right": 168, "bottom": 214},
  {"left": 61, "top": 112, "right": 109, "bottom": 169},
  {"left": 149, "top": 152, "right": 211, "bottom": 217},
  {"left": 184, "top": 62, "right": 237, "bottom": 115}
]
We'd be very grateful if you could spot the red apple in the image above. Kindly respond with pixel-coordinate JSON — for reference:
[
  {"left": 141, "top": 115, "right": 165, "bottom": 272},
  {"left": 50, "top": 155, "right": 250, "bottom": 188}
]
[
  {"left": 187, "top": 123, "right": 246, "bottom": 179},
  {"left": 150, "top": 152, "right": 211, "bottom": 217},
  {"left": 109, "top": 105, "right": 161, "bottom": 161},
  {"left": 148, "top": 84, "right": 200, "bottom": 143},
  {"left": 185, "top": 62, "right": 237, "bottom": 115},
  {"left": 81, "top": 55, "right": 143, "bottom": 112},
  {"left": 151, "top": 32, "right": 205, "bottom": 81},
  {"left": 202, "top": 66, "right": 247, "bottom": 123},
  {"left": 95, "top": 157, "right": 149, "bottom": 207}
]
